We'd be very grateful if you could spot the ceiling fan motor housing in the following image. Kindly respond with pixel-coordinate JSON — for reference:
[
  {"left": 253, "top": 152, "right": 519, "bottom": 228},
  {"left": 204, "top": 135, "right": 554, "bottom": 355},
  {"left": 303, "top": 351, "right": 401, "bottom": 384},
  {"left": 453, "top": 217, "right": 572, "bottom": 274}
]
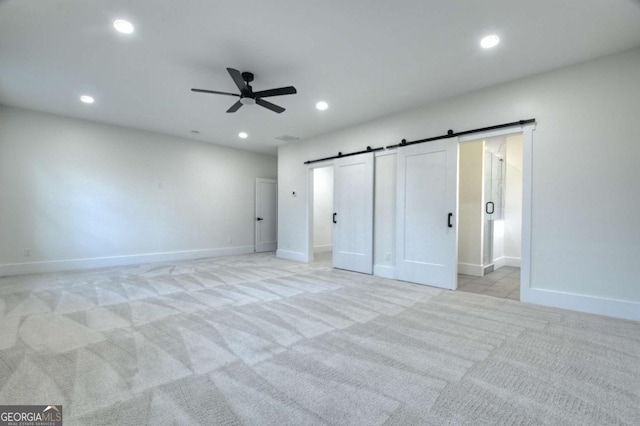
[
  {"left": 241, "top": 72, "right": 255, "bottom": 101},
  {"left": 241, "top": 72, "right": 254, "bottom": 83}
]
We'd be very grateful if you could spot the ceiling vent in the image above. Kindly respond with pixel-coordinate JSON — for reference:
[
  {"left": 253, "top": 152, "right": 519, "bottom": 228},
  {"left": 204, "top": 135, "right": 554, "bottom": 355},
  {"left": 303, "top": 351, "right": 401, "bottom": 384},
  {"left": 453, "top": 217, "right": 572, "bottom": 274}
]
[{"left": 274, "top": 135, "right": 301, "bottom": 142}]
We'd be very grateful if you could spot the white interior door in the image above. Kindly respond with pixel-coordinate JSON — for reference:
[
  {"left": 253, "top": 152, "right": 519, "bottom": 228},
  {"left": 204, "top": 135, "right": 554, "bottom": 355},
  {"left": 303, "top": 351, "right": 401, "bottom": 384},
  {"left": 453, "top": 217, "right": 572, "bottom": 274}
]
[
  {"left": 333, "top": 153, "right": 374, "bottom": 274},
  {"left": 255, "top": 178, "right": 277, "bottom": 252},
  {"left": 396, "top": 138, "right": 458, "bottom": 289}
]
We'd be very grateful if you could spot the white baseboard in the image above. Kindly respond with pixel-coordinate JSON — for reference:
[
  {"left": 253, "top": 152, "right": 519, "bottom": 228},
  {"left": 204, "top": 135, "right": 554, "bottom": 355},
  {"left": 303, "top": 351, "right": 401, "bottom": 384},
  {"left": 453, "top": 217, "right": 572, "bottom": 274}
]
[
  {"left": 458, "top": 263, "right": 484, "bottom": 277},
  {"left": 493, "top": 256, "right": 521, "bottom": 269},
  {"left": 373, "top": 264, "right": 396, "bottom": 279},
  {"left": 276, "top": 249, "right": 309, "bottom": 263},
  {"left": 521, "top": 286, "right": 640, "bottom": 322},
  {"left": 313, "top": 244, "right": 333, "bottom": 253},
  {"left": 0, "top": 245, "right": 255, "bottom": 277}
]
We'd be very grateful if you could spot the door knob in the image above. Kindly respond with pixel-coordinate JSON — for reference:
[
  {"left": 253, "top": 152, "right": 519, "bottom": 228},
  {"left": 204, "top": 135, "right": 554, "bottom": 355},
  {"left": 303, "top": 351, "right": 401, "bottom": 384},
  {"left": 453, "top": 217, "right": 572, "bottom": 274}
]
[{"left": 256, "top": 217, "right": 263, "bottom": 221}]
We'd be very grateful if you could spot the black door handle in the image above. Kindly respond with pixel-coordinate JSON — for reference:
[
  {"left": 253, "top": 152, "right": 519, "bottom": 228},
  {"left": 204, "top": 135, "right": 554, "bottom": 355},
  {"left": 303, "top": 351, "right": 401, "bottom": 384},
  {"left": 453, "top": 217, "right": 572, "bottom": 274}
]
[
  {"left": 486, "top": 202, "right": 494, "bottom": 214},
  {"left": 256, "top": 217, "right": 263, "bottom": 221},
  {"left": 448, "top": 213, "right": 453, "bottom": 228},
  {"left": 333, "top": 213, "right": 337, "bottom": 224}
]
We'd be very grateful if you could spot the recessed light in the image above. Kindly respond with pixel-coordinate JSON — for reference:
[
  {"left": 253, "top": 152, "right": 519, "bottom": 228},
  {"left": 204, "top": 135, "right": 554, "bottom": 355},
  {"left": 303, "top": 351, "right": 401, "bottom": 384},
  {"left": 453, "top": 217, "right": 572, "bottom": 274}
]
[
  {"left": 238, "top": 132, "right": 248, "bottom": 139},
  {"left": 316, "top": 101, "right": 328, "bottom": 111},
  {"left": 113, "top": 19, "right": 134, "bottom": 34},
  {"left": 80, "top": 95, "right": 94, "bottom": 104},
  {"left": 480, "top": 35, "right": 500, "bottom": 49}
]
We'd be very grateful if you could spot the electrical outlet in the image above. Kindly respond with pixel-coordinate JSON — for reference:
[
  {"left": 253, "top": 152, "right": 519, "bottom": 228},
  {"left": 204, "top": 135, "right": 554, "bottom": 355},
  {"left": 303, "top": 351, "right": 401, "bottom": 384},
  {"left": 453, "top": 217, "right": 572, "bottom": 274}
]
[
  {"left": 384, "top": 252, "right": 391, "bottom": 262},
  {"left": 24, "top": 248, "right": 31, "bottom": 257},
  {"left": 227, "top": 238, "right": 232, "bottom": 244}
]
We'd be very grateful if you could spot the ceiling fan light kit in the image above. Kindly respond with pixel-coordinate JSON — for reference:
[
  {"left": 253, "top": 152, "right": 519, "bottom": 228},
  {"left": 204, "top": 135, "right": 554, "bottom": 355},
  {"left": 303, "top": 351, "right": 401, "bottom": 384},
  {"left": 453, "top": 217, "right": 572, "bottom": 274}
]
[{"left": 191, "top": 68, "right": 297, "bottom": 114}]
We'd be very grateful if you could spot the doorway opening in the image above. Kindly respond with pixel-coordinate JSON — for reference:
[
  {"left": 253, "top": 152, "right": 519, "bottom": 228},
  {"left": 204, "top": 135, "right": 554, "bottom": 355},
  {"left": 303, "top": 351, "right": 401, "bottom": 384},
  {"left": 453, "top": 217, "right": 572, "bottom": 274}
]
[
  {"left": 310, "top": 165, "right": 334, "bottom": 266},
  {"left": 457, "top": 133, "right": 524, "bottom": 300}
]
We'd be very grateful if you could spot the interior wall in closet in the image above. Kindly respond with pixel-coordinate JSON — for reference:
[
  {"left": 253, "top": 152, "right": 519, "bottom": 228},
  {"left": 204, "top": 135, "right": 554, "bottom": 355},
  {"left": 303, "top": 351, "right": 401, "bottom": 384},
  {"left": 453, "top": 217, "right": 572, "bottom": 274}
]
[{"left": 312, "top": 166, "right": 333, "bottom": 253}]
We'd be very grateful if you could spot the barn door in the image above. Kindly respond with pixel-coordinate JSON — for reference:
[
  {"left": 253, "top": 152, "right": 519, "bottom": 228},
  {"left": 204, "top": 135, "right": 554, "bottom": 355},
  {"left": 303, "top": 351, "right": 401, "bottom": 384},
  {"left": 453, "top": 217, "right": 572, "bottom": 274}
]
[
  {"left": 396, "top": 138, "right": 458, "bottom": 289},
  {"left": 332, "top": 153, "right": 374, "bottom": 274}
]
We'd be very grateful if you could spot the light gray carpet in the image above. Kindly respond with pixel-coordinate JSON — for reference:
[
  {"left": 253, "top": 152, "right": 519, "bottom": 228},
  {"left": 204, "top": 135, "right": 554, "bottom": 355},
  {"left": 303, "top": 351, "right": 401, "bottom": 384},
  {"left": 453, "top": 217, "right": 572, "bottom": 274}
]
[{"left": 0, "top": 253, "right": 638, "bottom": 425}]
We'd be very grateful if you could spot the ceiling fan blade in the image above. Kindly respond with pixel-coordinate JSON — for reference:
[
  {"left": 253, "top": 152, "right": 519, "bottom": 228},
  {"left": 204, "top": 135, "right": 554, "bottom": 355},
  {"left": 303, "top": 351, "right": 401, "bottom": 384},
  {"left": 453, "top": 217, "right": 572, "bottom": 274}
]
[
  {"left": 227, "top": 68, "right": 247, "bottom": 92},
  {"left": 256, "top": 98, "right": 285, "bottom": 114},
  {"left": 226, "top": 100, "right": 243, "bottom": 113},
  {"left": 191, "top": 88, "right": 240, "bottom": 97},
  {"left": 253, "top": 86, "right": 297, "bottom": 98}
]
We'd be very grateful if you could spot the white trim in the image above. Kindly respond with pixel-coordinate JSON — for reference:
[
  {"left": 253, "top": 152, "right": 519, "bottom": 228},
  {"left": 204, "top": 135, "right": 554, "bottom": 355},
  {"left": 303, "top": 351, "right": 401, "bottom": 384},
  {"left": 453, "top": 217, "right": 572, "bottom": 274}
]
[
  {"left": 520, "top": 125, "right": 534, "bottom": 301},
  {"left": 313, "top": 244, "right": 333, "bottom": 253},
  {"left": 521, "top": 287, "right": 640, "bottom": 322},
  {"left": 373, "top": 264, "right": 396, "bottom": 279},
  {"left": 0, "top": 245, "right": 255, "bottom": 277},
  {"left": 458, "top": 125, "right": 533, "bottom": 143},
  {"left": 276, "top": 249, "right": 309, "bottom": 263},
  {"left": 493, "top": 256, "right": 520, "bottom": 269},
  {"left": 458, "top": 262, "right": 484, "bottom": 276}
]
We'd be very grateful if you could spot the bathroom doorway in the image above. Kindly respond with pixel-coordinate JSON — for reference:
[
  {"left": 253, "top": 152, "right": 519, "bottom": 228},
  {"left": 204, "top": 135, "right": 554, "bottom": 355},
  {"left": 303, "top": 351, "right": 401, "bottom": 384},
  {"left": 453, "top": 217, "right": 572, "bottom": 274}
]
[{"left": 458, "top": 133, "right": 523, "bottom": 299}]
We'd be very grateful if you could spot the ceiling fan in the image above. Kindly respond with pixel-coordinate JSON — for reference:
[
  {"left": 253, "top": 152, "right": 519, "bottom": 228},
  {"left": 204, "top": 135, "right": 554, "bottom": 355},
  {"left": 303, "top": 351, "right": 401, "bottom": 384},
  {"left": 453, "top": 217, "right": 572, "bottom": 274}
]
[{"left": 191, "top": 68, "right": 297, "bottom": 114}]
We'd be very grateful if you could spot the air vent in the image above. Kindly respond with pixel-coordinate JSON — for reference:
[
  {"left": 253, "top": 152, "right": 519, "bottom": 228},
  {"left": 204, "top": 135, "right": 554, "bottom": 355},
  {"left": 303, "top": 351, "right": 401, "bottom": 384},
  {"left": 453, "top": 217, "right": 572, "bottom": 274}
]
[{"left": 274, "top": 135, "right": 301, "bottom": 142}]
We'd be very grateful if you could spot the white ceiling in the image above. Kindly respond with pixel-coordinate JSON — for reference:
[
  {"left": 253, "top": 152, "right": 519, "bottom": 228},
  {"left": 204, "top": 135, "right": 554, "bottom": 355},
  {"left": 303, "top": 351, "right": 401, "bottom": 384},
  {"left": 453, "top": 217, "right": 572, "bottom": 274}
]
[{"left": 1, "top": 0, "right": 640, "bottom": 155}]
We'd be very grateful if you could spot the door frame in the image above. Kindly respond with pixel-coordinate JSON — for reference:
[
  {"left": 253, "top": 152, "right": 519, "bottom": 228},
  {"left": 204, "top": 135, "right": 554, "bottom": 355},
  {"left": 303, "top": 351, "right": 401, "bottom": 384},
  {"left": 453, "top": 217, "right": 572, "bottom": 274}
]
[
  {"left": 458, "top": 123, "right": 535, "bottom": 300},
  {"left": 305, "top": 161, "right": 334, "bottom": 263}
]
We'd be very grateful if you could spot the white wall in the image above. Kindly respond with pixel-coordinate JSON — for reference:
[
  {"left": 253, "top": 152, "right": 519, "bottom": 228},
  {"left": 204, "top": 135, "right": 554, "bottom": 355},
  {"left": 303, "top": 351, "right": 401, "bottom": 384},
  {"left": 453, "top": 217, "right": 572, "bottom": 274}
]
[
  {"left": 0, "top": 106, "right": 277, "bottom": 274},
  {"left": 312, "top": 166, "right": 333, "bottom": 252},
  {"left": 373, "top": 153, "right": 396, "bottom": 275},
  {"left": 278, "top": 47, "right": 640, "bottom": 320},
  {"left": 458, "top": 142, "right": 483, "bottom": 274},
  {"left": 504, "top": 134, "right": 523, "bottom": 263}
]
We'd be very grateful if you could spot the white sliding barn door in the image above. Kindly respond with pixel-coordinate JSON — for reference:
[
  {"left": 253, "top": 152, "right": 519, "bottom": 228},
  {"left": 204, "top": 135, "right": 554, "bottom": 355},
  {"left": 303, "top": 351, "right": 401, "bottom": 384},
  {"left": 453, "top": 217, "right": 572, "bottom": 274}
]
[
  {"left": 396, "top": 138, "right": 458, "bottom": 289},
  {"left": 255, "top": 178, "right": 277, "bottom": 252},
  {"left": 333, "top": 153, "right": 374, "bottom": 274}
]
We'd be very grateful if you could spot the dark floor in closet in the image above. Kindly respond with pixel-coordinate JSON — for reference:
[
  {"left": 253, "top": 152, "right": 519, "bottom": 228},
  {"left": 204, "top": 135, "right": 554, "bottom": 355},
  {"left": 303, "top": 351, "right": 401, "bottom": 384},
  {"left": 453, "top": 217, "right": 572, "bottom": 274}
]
[{"left": 458, "top": 266, "right": 521, "bottom": 300}]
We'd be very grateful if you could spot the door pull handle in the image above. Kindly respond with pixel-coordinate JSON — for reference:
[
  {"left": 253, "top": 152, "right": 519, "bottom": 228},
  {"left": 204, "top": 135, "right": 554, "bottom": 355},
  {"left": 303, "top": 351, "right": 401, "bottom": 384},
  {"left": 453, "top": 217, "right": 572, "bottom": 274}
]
[
  {"left": 486, "top": 202, "right": 494, "bottom": 214},
  {"left": 256, "top": 217, "right": 263, "bottom": 221},
  {"left": 333, "top": 213, "right": 337, "bottom": 224},
  {"left": 448, "top": 213, "right": 453, "bottom": 228}
]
